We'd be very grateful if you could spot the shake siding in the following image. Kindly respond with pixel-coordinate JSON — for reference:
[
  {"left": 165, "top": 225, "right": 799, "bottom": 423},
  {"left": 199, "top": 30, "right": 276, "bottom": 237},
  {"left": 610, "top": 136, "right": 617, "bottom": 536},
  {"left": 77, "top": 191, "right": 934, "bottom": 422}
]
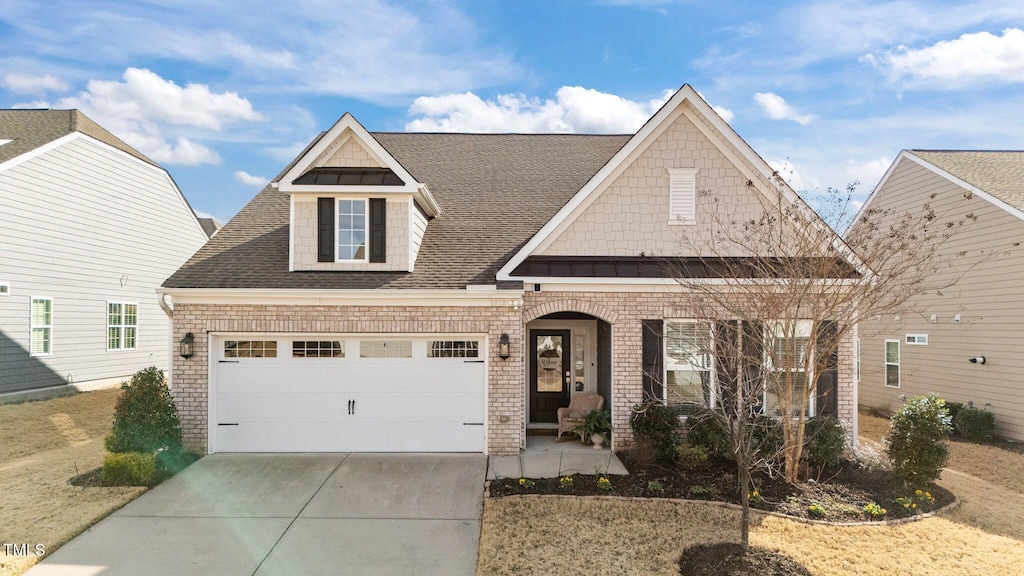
[
  {"left": 410, "top": 201, "right": 427, "bottom": 268},
  {"left": 0, "top": 136, "right": 208, "bottom": 393},
  {"left": 858, "top": 158, "right": 1024, "bottom": 440}
]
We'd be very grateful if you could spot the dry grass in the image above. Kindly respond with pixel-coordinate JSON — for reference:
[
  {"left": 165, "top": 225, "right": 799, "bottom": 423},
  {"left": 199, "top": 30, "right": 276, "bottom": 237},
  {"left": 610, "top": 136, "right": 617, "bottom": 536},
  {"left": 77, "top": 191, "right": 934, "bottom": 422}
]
[{"left": 0, "top": 390, "right": 146, "bottom": 576}]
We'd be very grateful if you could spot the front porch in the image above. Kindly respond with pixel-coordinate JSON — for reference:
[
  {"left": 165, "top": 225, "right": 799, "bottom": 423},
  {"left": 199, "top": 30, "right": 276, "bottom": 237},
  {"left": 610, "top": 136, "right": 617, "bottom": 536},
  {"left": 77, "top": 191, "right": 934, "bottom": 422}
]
[{"left": 486, "top": 434, "right": 628, "bottom": 479}]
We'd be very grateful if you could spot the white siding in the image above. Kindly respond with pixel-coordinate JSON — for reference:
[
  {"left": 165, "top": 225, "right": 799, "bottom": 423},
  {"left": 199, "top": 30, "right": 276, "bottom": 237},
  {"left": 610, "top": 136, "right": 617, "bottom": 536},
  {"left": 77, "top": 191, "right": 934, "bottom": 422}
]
[
  {"left": 410, "top": 199, "right": 428, "bottom": 271},
  {"left": 858, "top": 157, "right": 1024, "bottom": 440},
  {"left": 0, "top": 135, "right": 208, "bottom": 392}
]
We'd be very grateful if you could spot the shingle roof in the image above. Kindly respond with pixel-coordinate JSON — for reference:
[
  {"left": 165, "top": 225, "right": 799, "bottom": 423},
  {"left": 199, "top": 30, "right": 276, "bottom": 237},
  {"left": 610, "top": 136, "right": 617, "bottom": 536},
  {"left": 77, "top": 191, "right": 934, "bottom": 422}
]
[
  {"left": 0, "top": 109, "right": 156, "bottom": 166},
  {"left": 162, "top": 133, "right": 631, "bottom": 289},
  {"left": 910, "top": 150, "right": 1024, "bottom": 212}
]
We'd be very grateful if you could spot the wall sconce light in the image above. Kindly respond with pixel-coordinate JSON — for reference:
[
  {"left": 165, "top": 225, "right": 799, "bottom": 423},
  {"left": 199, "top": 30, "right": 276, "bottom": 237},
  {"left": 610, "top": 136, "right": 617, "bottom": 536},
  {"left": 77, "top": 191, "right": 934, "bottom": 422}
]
[
  {"left": 498, "top": 333, "right": 511, "bottom": 360},
  {"left": 179, "top": 333, "right": 195, "bottom": 359},
  {"left": 969, "top": 356, "right": 986, "bottom": 365}
]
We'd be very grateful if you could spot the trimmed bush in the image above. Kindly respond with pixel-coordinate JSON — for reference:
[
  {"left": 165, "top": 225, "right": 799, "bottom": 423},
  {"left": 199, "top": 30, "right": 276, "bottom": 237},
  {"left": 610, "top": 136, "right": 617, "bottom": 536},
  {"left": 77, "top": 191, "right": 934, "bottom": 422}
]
[
  {"left": 630, "top": 402, "right": 680, "bottom": 463},
  {"left": 886, "top": 394, "right": 951, "bottom": 488},
  {"left": 749, "top": 415, "right": 784, "bottom": 465},
  {"left": 105, "top": 367, "right": 182, "bottom": 454},
  {"left": 102, "top": 452, "right": 157, "bottom": 486},
  {"left": 803, "top": 417, "right": 847, "bottom": 470},
  {"left": 685, "top": 408, "right": 730, "bottom": 460},
  {"left": 676, "top": 444, "right": 710, "bottom": 471},
  {"left": 155, "top": 448, "right": 201, "bottom": 478},
  {"left": 944, "top": 401, "right": 964, "bottom": 425},
  {"left": 954, "top": 406, "right": 995, "bottom": 442}
]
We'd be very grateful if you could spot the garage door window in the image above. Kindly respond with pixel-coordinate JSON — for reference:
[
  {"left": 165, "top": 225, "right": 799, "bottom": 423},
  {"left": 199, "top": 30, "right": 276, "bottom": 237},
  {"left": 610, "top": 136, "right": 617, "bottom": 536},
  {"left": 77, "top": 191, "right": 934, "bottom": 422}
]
[
  {"left": 225, "top": 340, "right": 278, "bottom": 358},
  {"left": 360, "top": 340, "right": 412, "bottom": 358},
  {"left": 428, "top": 340, "right": 479, "bottom": 358},
  {"left": 293, "top": 340, "right": 345, "bottom": 358}
]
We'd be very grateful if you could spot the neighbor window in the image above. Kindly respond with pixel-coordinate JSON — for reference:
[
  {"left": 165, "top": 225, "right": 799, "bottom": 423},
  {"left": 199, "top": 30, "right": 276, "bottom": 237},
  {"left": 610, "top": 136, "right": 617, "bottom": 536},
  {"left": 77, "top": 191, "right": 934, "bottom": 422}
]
[
  {"left": 224, "top": 340, "right": 278, "bottom": 358},
  {"left": 30, "top": 297, "right": 52, "bottom": 356},
  {"left": 107, "top": 302, "right": 138, "bottom": 351},
  {"left": 360, "top": 340, "right": 412, "bottom": 358},
  {"left": 764, "top": 320, "right": 813, "bottom": 417},
  {"left": 905, "top": 334, "right": 928, "bottom": 345},
  {"left": 292, "top": 340, "right": 345, "bottom": 358},
  {"left": 664, "top": 320, "right": 712, "bottom": 411},
  {"left": 0, "top": 283, "right": 9, "bottom": 296},
  {"left": 427, "top": 340, "right": 479, "bottom": 358},
  {"left": 885, "top": 340, "right": 900, "bottom": 388},
  {"left": 337, "top": 199, "right": 367, "bottom": 260}
]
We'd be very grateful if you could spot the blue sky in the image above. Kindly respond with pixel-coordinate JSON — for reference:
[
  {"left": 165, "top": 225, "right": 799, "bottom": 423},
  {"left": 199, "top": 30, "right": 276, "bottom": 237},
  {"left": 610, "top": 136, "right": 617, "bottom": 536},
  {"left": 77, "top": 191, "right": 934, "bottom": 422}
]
[{"left": 2, "top": 0, "right": 1023, "bottom": 223}]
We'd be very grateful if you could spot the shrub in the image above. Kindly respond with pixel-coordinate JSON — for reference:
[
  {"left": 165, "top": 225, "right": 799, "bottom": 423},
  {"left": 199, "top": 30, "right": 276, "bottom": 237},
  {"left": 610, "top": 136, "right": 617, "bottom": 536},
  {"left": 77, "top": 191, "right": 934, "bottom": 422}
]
[
  {"left": 630, "top": 401, "right": 680, "bottom": 463},
  {"left": 885, "top": 393, "right": 951, "bottom": 488},
  {"left": 944, "top": 401, "right": 964, "bottom": 425},
  {"left": 953, "top": 406, "right": 995, "bottom": 442},
  {"left": 155, "top": 448, "right": 200, "bottom": 478},
  {"left": 105, "top": 367, "right": 182, "bottom": 454},
  {"left": 803, "top": 417, "right": 847, "bottom": 471},
  {"left": 748, "top": 415, "right": 784, "bottom": 465},
  {"left": 647, "top": 479, "right": 665, "bottom": 494},
  {"left": 102, "top": 452, "right": 157, "bottom": 486},
  {"left": 675, "top": 444, "right": 710, "bottom": 471},
  {"left": 685, "top": 409, "right": 730, "bottom": 459}
]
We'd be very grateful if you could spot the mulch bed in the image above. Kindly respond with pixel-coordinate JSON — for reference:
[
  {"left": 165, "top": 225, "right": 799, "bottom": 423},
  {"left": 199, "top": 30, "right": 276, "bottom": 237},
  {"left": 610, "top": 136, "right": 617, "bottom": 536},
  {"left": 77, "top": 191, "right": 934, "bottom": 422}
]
[
  {"left": 678, "top": 543, "right": 812, "bottom": 576},
  {"left": 488, "top": 450, "right": 954, "bottom": 522},
  {"left": 69, "top": 466, "right": 104, "bottom": 487}
]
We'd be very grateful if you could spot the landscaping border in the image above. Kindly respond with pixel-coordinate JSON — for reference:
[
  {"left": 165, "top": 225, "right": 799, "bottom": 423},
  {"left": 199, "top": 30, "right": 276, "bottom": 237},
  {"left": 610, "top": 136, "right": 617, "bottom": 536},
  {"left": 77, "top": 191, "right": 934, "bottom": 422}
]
[{"left": 483, "top": 481, "right": 960, "bottom": 527}]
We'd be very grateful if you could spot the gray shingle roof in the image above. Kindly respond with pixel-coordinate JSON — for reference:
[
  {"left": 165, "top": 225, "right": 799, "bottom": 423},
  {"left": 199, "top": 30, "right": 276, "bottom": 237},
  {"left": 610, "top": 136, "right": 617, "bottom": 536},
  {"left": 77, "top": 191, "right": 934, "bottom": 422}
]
[
  {"left": 0, "top": 109, "right": 156, "bottom": 166},
  {"left": 911, "top": 150, "right": 1024, "bottom": 212},
  {"left": 162, "top": 133, "right": 631, "bottom": 289}
]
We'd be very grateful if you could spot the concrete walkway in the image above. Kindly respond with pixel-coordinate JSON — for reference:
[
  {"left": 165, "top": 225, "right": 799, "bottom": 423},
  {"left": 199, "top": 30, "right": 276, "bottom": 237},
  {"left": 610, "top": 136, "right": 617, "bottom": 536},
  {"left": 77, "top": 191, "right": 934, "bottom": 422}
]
[
  {"left": 487, "top": 436, "right": 629, "bottom": 479},
  {"left": 29, "top": 453, "right": 486, "bottom": 576}
]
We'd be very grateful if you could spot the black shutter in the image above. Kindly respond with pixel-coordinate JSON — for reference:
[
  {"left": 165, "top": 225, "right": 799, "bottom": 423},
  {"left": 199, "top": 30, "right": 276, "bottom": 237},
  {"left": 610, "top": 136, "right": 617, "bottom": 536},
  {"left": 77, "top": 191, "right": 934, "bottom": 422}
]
[
  {"left": 317, "top": 198, "right": 334, "bottom": 262},
  {"left": 742, "top": 321, "right": 765, "bottom": 414},
  {"left": 816, "top": 320, "right": 839, "bottom": 418},
  {"left": 369, "top": 198, "right": 386, "bottom": 263},
  {"left": 714, "top": 321, "right": 739, "bottom": 410},
  {"left": 641, "top": 320, "right": 664, "bottom": 402}
]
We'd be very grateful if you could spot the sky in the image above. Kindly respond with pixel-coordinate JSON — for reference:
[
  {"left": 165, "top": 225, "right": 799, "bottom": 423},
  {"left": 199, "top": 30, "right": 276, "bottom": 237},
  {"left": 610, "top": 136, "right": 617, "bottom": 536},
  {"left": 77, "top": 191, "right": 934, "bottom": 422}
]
[{"left": 2, "top": 0, "right": 1023, "bottom": 224}]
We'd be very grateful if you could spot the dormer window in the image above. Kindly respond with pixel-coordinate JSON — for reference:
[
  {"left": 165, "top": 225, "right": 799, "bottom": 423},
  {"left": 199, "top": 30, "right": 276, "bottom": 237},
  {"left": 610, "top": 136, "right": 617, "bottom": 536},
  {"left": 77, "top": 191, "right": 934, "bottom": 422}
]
[{"left": 337, "top": 199, "right": 367, "bottom": 261}]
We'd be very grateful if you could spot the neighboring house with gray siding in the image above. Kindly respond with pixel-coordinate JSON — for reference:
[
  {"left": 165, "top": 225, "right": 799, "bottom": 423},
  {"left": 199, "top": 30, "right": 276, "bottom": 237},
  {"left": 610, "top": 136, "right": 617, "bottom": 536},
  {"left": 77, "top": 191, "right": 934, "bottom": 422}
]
[
  {"left": 855, "top": 150, "right": 1024, "bottom": 441},
  {"left": 0, "top": 109, "right": 210, "bottom": 396}
]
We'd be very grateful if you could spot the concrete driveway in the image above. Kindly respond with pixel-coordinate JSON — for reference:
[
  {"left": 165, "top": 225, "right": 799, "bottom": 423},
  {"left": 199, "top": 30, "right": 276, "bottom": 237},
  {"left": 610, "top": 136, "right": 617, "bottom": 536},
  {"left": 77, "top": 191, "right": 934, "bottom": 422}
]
[{"left": 29, "top": 453, "right": 486, "bottom": 576}]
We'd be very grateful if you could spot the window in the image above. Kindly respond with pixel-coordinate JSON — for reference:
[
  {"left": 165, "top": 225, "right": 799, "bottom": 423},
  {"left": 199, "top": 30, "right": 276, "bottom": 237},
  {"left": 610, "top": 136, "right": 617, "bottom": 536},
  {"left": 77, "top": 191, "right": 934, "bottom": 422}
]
[
  {"left": 428, "top": 340, "right": 479, "bottom": 358},
  {"left": 337, "top": 199, "right": 367, "bottom": 261},
  {"left": 360, "top": 340, "right": 412, "bottom": 358},
  {"left": 667, "top": 167, "right": 698, "bottom": 224},
  {"left": 0, "top": 283, "right": 9, "bottom": 296},
  {"left": 224, "top": 340, "right": 278, "bottom": 358},
  {"left": 30, "top": 297, "right": 52, "bottom": 356},
  {"left": 885, "top": 340, "right": 900, "bottom": 388},
  {"left": 765, "top": 320, "right": 813, "bottom": 417},
  {"left": 107, "top": 302, "right": 138, "bottom": 351},
  {"left": 905, "top": 334, "right": 928, "bottom": 345},
  {"left": 292, "top": 340, "right": 345, "bottom": 358},
  {"left": 665, "top": 321, "right": 712, "bottom": 410}
]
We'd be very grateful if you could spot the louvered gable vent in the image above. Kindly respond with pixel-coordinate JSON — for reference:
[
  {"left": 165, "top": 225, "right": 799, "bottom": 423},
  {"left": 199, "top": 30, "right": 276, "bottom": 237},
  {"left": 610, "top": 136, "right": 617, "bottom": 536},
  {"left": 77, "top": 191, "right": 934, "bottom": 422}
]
[{"left": 667, "top": 168, "right": 698, "bottom": 224}]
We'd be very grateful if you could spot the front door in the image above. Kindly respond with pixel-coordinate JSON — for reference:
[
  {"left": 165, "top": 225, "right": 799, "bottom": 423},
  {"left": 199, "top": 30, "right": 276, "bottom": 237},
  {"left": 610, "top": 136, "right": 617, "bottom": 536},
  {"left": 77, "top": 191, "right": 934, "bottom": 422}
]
[{"left": 530, "top": 329, "right": 571, "bottom": 423}]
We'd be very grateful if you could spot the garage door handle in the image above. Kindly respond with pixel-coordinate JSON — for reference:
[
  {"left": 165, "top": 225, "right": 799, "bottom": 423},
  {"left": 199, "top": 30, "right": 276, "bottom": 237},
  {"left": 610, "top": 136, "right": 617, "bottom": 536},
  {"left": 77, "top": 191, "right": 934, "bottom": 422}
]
[
  {"left": 463, "top": 422, "right": 483, "bottom": 426},
  {"left": 218, "top": 360, "right": 239, "bottom": 364},
  {"left": 218, "top": 423, "right": 239, "bottom": 426},
  {"left": 463, "top": 360, "right": 485, "bottom": 364}
]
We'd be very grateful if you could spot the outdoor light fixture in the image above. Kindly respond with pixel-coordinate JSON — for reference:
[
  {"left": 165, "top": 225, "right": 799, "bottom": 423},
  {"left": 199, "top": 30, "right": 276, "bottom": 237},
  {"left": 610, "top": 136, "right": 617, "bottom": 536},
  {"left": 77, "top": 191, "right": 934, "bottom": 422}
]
[
  {"left": 499, "top": 333, "right": 511, "bottom": 360},
  {"left": 969, "top": 356, "right": 986, "bottom": 365},
  {"left": 179, "top": 333, "right": 195, "bottom": 359}
]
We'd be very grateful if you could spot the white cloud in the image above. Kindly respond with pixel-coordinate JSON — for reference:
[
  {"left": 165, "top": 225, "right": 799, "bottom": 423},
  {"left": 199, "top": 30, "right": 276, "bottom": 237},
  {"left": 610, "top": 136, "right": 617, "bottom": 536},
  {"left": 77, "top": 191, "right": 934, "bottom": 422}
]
[
  {"left": 46, "top": 68, "right": 263, "bottom": 165},
  {"left": 843, "top": 156, "right": 893, "bottom": 188},
  {"left": 696, "top": 91, "right": 735, "bottom": 123},
  {"left": 406, "top": 87, "right": 672, "bottom": 133},
  {"left": 753, "top": 92, "right": 814, "bottom": 125},
  {"left": 233, "top": 170, "right": 269, "bottom": 186},
  {"left": 1, "top": 72, "right": 67, "bottom": 94},
  {"left": 768, "top": 159, "right": 821, "bottom": 192},
  {"left": 867, "top": 28, "right": 1024, "bottom": 86}
]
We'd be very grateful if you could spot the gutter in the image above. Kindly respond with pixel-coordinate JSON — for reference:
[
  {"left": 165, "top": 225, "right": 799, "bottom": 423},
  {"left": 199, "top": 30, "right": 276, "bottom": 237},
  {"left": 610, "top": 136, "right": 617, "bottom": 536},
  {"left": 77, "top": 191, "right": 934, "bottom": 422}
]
[{"left": 158, "top": 292, "right": 173, "bottom": 318}]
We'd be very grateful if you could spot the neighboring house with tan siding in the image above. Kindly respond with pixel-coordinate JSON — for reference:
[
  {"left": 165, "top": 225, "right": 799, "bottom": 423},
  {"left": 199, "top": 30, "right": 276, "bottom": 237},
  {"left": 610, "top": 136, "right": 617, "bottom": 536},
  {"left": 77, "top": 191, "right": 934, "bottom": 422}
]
[
  {"left": 161, "top": 85, "right": 862, "bottom": 456},
  {"left": 854, "top": 150, "right": 1024, "bottom": 441},
  {"left": 0, "top": 109, "right": 211, "bottom": 398}
]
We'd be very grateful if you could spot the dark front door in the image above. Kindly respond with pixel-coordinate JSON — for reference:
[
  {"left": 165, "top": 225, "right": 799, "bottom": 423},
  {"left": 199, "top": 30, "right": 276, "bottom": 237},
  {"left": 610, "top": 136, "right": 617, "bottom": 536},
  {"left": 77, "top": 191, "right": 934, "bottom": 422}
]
[{"left": 530, "top": 329, "right": 571, "bottom": 423}]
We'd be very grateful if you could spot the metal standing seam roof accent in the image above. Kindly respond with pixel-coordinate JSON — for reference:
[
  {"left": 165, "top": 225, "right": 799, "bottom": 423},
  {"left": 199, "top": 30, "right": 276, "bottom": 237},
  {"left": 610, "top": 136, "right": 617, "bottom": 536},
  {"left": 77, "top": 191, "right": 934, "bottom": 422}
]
[
  {"left": 162, "top": 133, "right": 632, "bottom": 289},
  {"left": 910, "top": 150, "right": 1024, "bottom": 212},
  {"left": 0, "top": 109, "right": 156, "bottom": 166}
]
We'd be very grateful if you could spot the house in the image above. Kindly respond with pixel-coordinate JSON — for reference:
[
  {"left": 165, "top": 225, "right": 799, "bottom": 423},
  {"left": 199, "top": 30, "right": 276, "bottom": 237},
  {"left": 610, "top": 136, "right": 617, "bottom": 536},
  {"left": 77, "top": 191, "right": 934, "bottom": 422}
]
[
  {"left": 161, "top": 85, "right": 860, "bottom": 455},
  {"left": 855, "top": 150, "right": 1024, "bottom": 441},
  {"left": 0, "top": 109, "right": 210, "bottom": 398}
]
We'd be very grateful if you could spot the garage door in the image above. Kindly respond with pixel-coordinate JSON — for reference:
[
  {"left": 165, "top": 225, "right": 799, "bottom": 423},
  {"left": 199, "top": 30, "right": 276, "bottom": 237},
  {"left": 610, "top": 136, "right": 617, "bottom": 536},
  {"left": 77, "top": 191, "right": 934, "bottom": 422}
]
[{"left": 212, "top": 335, "right": 486, "bottom": 452}]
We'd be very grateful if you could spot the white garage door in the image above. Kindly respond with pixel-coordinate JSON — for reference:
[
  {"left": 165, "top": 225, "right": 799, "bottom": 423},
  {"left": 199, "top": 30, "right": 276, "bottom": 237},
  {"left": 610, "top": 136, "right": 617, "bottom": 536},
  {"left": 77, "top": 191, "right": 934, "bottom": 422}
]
[{"left": 212, "top": 335, "right": 486, "bottom": 453}]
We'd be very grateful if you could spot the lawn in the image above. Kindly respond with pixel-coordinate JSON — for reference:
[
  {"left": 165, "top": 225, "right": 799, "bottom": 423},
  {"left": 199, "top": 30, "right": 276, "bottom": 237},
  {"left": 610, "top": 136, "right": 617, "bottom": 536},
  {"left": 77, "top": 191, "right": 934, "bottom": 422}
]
[
  {"left": 0, "top": 389, "right": 147, "bottom": 576},
  {"left": 478, "top": 411, "right": 1024, "bottom": 575}
]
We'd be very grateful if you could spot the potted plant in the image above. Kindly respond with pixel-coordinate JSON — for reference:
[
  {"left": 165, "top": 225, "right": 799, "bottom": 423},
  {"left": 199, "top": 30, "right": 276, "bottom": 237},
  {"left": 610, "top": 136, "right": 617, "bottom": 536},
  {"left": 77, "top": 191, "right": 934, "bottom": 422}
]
[{"left": 574, "top": 409, "right": 612, "bottom": 449}]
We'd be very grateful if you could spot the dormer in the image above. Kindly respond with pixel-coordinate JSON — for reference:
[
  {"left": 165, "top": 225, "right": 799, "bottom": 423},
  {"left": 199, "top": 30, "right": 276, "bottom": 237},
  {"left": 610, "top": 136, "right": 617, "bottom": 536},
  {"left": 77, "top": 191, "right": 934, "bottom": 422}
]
[{"left": 280, "top": 113, "right": 440, "bottom": 273}]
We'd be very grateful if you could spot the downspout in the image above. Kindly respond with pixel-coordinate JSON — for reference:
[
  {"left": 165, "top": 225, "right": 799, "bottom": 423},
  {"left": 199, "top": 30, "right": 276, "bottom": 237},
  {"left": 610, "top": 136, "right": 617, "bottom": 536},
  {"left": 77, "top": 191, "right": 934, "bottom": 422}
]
[{"left": 158, "top": 292, "right": 173, "bottom": 318}]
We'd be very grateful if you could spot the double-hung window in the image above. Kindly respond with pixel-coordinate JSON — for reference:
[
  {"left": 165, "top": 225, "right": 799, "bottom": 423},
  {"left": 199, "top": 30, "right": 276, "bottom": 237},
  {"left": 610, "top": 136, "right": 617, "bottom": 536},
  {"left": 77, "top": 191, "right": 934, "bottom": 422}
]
[
  {"left": 885, "top": 340, "right": 900, "bottom": 388},
  {"left": 664, "top": 320, "right": 713, "bottom": 412},
  {"left": 30, "top": 297, "right": 52, "bottom": 356},
  {"left": 337, "top": 199, "right": 367, "bottom": 261},
  {"left": 764, "top": 320, "right": 813, "bottom": 417},
  {"left": 107, "top": 302, "right": 138, "bottom": 351}
]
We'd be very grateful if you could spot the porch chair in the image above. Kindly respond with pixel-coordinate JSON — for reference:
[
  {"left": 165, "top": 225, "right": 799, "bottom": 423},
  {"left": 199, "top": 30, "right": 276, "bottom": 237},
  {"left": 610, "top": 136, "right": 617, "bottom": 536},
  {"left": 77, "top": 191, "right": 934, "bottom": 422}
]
[{"left": 556, "top": 391, "right": 605, "bottom": 443}]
